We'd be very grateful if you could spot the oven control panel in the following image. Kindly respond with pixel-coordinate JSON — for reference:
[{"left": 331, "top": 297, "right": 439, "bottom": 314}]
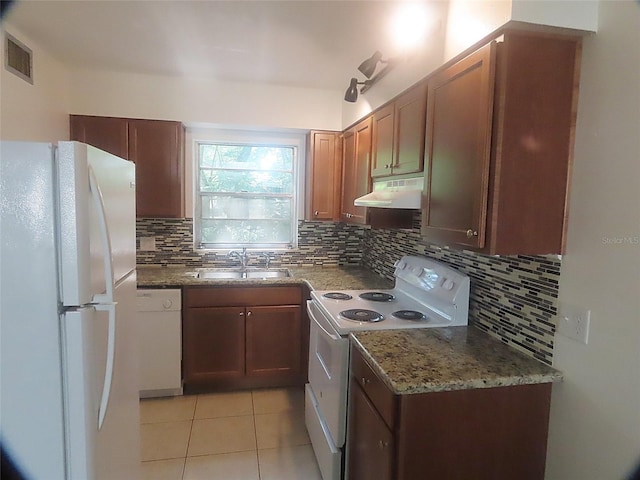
[{"left": 394, "top": 256, "right": 469, "bottom": 306}]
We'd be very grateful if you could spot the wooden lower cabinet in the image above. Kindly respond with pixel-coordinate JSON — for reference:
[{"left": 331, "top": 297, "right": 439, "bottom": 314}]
[
  {"left": 183, "top": 286, "right": 307, "bottom": 392},
  {"left": 347, "top": 347, "right": 552, "bottom": 480},
  {"left": 347, "top": 380, "right": 394, "bottom": 480},
  {"left": 183, "top": 306, "right": 245, "bottom": 385},
  {"left": 245, "top": 305, "right": 301, "bottom": 378}
]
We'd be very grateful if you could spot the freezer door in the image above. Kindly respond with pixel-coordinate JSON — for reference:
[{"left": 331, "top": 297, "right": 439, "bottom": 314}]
[
  {"left": 57, "top": 142, "right": 135, "bottom": 306},
  {"left": 63, "top": 272, "right": 140, "bottom": 480}
]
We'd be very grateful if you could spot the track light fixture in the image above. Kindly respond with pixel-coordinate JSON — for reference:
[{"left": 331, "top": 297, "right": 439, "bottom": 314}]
[
  {"left": 357, "top": 51, "right": 387, "bottom": 79},
  {"left": 344, "top": 77, "right": 372, "bottom": 103},
  {"left": 344, "top": 51, "right": 397, "bottom": 103}
]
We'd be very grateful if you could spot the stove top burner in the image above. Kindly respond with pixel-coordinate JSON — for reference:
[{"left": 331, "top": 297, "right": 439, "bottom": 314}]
[
  {"left": 392, "top": 310, "right": 427, "bottom": 321},
  {"left": 359, "top": 292, "right": 395, "bottom": 302},
  {"left": 322, "top": 292, "right": 353, "bottom": 300},
  {"left": 339, "top": 309, "right": 384, "bottom": 323}
]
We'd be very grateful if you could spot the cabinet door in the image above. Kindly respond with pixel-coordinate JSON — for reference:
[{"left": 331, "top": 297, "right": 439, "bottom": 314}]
[
  {"left": 422, "top": 42, "right": 496, "bottom": 248},
  {"left": 183, "top": 306, "right": 245, "bottom": 386},
  {"left": 128, "top": 119, "right": 184, "bottom": 218},
  {"left": 70, "top": 115, "right": 128, "bottom": 159},
  {"left": 347, "top": 380, "right": 394, "bottom": 480},
  {"left": 371, "top": 104, "right": 395, "bottom": 178},
  {"left": 341, "top": 118, "right": 371, "bottom": 224},
  {"left": 393, "top": 82, "right": 427, "bottom": 176},
  {"left": 340, "top": 129, "right": 356, "bottom": 222},
  {"left": 245, "top": 305, "right": 302, "bottom": 379},
  {"left": 352, "top": 118, "right": 372, "bottom": 225},
  {"left": 308, "top": 131, "right": 342, "bottom": 221}
]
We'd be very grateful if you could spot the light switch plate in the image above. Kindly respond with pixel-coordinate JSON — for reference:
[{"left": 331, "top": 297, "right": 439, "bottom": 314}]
[{"left": 557, "top": 302, "right": 591, "bottom": 344}]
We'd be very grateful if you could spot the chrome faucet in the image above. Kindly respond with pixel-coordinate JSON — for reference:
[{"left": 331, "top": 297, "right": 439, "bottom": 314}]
[
  {"left": 227, "top": 247, "right": 249, "bottom": 269},
  {"left": 260, "top": 252, "right": 271, "bottom": 269}
]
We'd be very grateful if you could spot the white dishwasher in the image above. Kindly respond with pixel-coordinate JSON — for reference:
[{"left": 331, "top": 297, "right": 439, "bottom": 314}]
[{"left": 137, "top": 288, "right": 183, "bottom": 398}]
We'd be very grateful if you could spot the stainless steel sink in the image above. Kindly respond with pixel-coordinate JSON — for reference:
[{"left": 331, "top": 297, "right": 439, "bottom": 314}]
[
  {"left": 197, "top": 268, "right": 290, "bottom": 280},
  {"left": 197, "top": 270, "right": 245, "bottom": 279}
]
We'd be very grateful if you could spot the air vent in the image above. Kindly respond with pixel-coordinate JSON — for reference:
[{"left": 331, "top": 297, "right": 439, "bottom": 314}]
[{"left": 5, "top": 33, "right": 33, "bottom": 84}]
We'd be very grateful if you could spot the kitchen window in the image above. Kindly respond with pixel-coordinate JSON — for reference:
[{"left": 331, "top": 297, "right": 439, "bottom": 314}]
[{"left": 195, "top": 141, "right": 298, "bottom": 249}]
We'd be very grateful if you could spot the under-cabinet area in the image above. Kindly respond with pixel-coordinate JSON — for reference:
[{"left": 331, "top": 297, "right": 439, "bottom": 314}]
[{"left": 182, "top": 285, "right": 308, "bottom": 393}]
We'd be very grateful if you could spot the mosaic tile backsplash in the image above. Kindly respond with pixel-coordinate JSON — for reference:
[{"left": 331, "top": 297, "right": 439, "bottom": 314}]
[
  {"left": 137, "top": 215, "right": 560, "bottom": 364},
  {"left": 136, "top": 218, "right": 366, "bottom": 268}
]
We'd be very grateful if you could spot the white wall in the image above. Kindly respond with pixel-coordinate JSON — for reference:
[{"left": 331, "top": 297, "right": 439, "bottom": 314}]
[
  {"left": 0, "top": 24, "right": 70, "bottom": 141},
  {"left": 511, "top": 0, "right": 599, "bottom": 33},
  {"left": 68, "top": 68, "right": 343, "bottom": 131},
  {"left": 341, "top": 0, "right": 599, "bottom": 129},
  {"left": 546, "top": 2, "right": 640, "bottom": 479}
]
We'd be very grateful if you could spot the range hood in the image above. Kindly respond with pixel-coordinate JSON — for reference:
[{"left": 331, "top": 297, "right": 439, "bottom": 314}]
[{"left": 354, "top": 176, "right": 423, "bottom": 209}]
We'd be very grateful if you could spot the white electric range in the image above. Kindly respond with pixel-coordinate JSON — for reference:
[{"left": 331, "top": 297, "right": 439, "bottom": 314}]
[{"left": 305, "top": 255, "right": 470, "bottom": 480}]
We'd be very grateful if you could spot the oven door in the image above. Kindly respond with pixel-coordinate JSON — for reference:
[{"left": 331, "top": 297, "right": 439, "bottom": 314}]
[{"left": 307, "top": 300, "right": 349, "bottom": 447}]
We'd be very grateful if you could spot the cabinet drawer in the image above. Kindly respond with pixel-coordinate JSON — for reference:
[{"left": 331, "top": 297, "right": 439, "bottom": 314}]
[
  {"left": 184, "top": 286, "right": 302, "bottom": 307},
  {"left": 351, "top": 346, "right": 396, "bottom": 430}
]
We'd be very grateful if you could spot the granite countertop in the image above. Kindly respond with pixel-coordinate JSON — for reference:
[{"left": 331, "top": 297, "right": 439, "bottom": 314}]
[
  {"left": 136, "top": 265, "right": 394, "bottom": 291},
  {"left": 351, "top": 327, "right": 562, "bottom": 395}
]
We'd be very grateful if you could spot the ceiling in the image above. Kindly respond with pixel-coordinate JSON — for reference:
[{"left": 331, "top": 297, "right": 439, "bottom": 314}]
[{"left": 4, "top": 0, "right": 446, "bottom": 91}]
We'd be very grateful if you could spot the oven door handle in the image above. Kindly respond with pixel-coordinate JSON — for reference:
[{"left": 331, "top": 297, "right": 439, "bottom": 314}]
[{"left": 307, "top": 300, "right": 341, "bottom": 341}]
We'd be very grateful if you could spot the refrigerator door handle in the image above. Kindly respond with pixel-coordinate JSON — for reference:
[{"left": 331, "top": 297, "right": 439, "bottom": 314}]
[
  {"left": 96, "top": 302, "right": 117, "bottom": 430},
  {"left": 88, "top": 165, "right": 114, "bottom": 304}
]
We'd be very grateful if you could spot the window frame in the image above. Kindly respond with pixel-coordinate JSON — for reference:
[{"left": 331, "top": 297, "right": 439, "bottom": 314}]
[{"left": 193, "top": 133, "right": 303, "bottom": 250}]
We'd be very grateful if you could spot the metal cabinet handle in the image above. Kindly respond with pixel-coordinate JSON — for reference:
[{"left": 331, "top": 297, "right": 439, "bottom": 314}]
[
  {"left": 247, "top": 311, "right": 252, "bottom": 317},
  {"left": 314, "top": 210, "right": 319, "bottom": 216},
  {"left": 466, "top": 229, "right": 478, "bottom": 238},
  {"left": 378, "top": 440, "right": 388, "bottom": 450},
  {"left": 239, "top": 312, "right": 244, "bottom": 317},
  {"left": 361, "top": 377, "right": 370, "bottom": 385}
]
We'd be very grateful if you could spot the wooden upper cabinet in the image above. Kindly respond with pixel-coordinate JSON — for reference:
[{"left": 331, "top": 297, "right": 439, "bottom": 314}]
[
  {"left": 371, "top": 104, "right": 395, "bottom": 177},
  {"left": 371, "top": 82, "right": 427, "bottom": 179},
  {"left": 70, "top": 115, "right": 128, "bottom": 159},
  {"left": 341, "top": 117, "right": 372, "bottom": 224},
  {"left": 307, "top": 131, "right": 342, "bottom": 221},
  {"left": 393, "top": 82, "right": 427, "bottom": 176},
  {"left": 128, "top": 119, "right": 184, "bottom": 218},
  {"left": 486, "top": 32, "right": 580, "bottom": 255},
  {"left": 422, "top": 31, "right": 581, "bottom": 255},
  {"left": 423, "top": 42, "right": 496, "bottom": 250},
  {"left": 70, "top": 115, "right": 185, "bottom": 219}
]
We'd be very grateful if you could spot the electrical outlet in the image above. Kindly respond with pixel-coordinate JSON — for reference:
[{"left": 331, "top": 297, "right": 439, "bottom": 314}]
[
  {"left": 139, "top": 236, "right": 156, "bottom": 251},
  {"left": 557, "top": 303, "right": 591, "bottom": 344}
]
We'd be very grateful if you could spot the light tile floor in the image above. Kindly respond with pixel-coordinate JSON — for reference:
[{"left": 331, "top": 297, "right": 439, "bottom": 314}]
[{"left": 140, "top": 387, "right": 322, "bottom": 480}]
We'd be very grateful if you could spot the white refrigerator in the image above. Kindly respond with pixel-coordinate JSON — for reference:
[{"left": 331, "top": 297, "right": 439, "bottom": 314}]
[{"left": 0, "top": 141, "right": 140, "bottom": 479}]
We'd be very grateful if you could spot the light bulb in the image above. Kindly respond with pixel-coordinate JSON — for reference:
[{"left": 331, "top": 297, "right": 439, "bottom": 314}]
[{"left": 391, "top": 2, "right": 431, "bottom": 52}]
